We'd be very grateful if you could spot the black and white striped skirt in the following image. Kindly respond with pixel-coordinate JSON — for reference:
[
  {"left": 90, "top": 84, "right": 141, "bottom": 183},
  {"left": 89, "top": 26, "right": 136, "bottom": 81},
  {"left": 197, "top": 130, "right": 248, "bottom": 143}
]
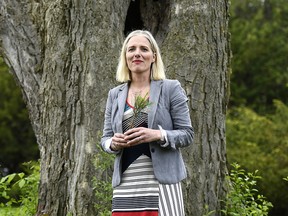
[{"left": 112, "top": 154, "right": 185, "bottom": 216}]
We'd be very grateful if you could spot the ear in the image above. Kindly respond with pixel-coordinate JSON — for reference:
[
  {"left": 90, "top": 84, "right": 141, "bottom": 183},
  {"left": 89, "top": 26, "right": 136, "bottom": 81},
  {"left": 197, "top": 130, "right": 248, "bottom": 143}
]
[{"left": 152, "top": 53, "right": 156, "bottom": 62}]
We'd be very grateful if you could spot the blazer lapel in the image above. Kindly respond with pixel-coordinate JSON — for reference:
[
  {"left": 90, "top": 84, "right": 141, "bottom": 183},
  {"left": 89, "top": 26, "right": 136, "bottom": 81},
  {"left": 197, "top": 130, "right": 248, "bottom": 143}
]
[
  {"left": 148, "top": 80, "right": 163, "bottom": 128},
  {"left": 115, "top": 83, "right": 128, "bottom": 133}
]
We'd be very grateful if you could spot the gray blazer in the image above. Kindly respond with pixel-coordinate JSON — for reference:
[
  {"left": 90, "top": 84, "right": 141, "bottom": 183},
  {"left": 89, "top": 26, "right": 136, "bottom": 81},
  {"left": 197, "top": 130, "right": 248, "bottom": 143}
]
[{"left": 101, "top": 79, "right": 194, "bottom": 187}]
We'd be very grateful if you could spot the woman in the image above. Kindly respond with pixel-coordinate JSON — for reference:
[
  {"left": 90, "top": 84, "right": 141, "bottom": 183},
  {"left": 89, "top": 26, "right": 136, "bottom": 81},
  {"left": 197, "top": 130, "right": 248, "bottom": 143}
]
[{"left": 101, "top": 30, "right": 194, "bottom": 216}]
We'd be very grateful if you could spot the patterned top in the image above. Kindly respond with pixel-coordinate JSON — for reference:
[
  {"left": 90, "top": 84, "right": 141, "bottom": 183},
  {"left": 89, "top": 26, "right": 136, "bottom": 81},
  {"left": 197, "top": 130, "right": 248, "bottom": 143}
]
[{"left": 121, "top": 100, "right": 151, "bottom": 173}]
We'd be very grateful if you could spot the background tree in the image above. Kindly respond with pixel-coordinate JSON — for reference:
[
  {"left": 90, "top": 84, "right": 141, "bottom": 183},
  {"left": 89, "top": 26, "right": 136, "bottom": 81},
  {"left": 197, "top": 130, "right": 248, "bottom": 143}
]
[
  {"left": 0, "top": 0, "right": 230, "bottom": 215},
  {"left": 226, "top": 101, "right": 288, "bottom": 215},
  {"left": 227, "top": 0, "right": 288, "bottom": 215},
  {"left": 229, "top": 0, "right": 288, "bottom": 113}
]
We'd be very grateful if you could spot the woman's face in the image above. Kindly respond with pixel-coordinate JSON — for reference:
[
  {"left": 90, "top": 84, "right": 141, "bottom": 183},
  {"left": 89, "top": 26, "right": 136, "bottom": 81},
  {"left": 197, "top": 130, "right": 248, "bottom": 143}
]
[{"left": 125, "top": 35, "right": 155, "bottom": 75}]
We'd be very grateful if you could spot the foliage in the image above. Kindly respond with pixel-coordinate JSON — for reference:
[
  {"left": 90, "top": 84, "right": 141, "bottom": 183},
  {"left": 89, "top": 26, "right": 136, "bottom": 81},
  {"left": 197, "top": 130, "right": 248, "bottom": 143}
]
[
  {"left": 222, "top": 163, "right": 273, "bottom": 215},
  {"left": 226, "top": 100, "right": 288, "bottom": 214},
  {"left": 0, "top": 57, "right": 39, "bottom": 175},
  {"left": 229, "top": 0, "right": 288, "bottom": 113},
  {"left": 0, "top": 161, "right": 39, "bottom": 216},
  {"left": 130, "top": 92, "right": 152, "bottom": 128},
  {"left": 92, "top": 144, "right": 115, "bottom": 215},
  {"left": 228, "top": 1, "right": 288, "bottom": 214}
]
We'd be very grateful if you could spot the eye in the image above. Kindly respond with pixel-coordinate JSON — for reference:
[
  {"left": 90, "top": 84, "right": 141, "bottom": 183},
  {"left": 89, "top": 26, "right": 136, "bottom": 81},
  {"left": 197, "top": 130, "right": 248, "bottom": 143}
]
[
  {"left": 127, "top": 47, "right": 135, "bottom": 52},
  {"left": 141, "top": 47, "right": 149, "bottom": 51}
]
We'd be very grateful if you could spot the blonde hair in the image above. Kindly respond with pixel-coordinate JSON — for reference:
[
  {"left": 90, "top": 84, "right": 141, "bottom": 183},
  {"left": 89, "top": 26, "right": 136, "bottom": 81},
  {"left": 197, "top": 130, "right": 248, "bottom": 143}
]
[{"left": 116, "top": 30, "right": 166, "bottom": 82}]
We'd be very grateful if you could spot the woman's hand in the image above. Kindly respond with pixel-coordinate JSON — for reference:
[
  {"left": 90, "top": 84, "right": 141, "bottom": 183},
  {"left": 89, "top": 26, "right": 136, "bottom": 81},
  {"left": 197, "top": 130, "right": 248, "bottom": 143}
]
[
  {"left": 111, "top": 133, "right": 128, "bottom": 150},
  {"left": 124, "top": 127, "right": 162, "bottom": 146}
]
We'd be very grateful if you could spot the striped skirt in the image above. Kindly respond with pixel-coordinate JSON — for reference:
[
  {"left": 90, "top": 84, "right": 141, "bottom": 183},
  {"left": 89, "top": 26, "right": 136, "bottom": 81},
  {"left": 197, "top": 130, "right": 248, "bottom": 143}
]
[{"left": 112, "top": 155, "right": 185, "bottom": 216}]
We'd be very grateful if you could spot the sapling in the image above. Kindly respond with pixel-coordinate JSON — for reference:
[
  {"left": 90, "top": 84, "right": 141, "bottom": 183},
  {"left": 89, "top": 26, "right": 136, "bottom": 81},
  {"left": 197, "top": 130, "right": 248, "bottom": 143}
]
[{"left": 130, "top": 92, "right": 152, "bottom": 129}]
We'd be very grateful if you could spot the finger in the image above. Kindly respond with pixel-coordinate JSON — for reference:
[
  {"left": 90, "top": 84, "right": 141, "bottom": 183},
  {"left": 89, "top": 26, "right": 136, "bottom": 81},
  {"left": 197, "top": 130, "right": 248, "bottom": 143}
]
[
  {"left": 113, "top": 138, "right": 127, "bottom": 145},
  {"left": 127, "top": 135, "right": 143, "bottom": 146},
  {"left": 124, "top": 133, "right": 140, "bottom": 141},
  {"left": 124, "top": 127, "right": 145, "bottom": 135},
  {"left": 124, "top": 128, "right": 136, "bottom": 136},
  {"left": 116, "top": 142, "right": 126, "bottom": 148},
  {"left": 114, "top": 133, "right": 126, "bottom": 139},
  {"left": 125, "top": 129, "right": 144, "bottom": 140},
  {"left": 114, "top": 133, "right": 128, "bottom": 140}
]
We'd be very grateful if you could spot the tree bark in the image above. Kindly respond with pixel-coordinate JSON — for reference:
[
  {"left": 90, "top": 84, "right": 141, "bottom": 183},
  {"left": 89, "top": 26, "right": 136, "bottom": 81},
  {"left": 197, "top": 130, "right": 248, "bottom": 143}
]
[
  {"left": 158, "top": 1, "right": 231, "bottom": 215},
  {"left": 0, "top": 0, "right": 230, "bottom": 215}
]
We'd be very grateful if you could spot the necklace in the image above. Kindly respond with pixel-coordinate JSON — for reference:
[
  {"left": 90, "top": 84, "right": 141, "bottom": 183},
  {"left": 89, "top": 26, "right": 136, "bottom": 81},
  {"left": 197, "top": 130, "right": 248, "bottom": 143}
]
[
  {"left": 128, "top": 85, "right": 150, "bottom": 106},
  {"left": 129, "top": 84, "right": 150, "bottom": 95}
]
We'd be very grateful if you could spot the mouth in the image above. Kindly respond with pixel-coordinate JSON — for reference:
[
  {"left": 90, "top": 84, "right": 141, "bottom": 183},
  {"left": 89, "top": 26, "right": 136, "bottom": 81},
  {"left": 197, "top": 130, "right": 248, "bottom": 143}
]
[{"left": 132, "top": 60, "right": 143, "bottom": 63}]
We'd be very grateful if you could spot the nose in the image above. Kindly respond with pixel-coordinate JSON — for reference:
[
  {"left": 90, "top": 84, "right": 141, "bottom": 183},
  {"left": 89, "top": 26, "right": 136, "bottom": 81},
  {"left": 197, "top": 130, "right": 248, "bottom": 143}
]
[{"left": 134, "top": 48, "right": 141, "bottom": 58}]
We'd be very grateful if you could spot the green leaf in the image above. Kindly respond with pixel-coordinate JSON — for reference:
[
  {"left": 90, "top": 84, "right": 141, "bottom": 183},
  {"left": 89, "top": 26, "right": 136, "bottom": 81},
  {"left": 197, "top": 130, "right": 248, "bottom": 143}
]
[
  {"left": 18, "top": 179, "right": 26, "bottom": 188},
  {"left": 18, "top": 173, "right": 25, "bottom": 179},
  {"left": 1, "top": 191, "right": 9, "bottom": 199},
  {"left": 6, "top": 174, "right": 16, "bottom": 184}
]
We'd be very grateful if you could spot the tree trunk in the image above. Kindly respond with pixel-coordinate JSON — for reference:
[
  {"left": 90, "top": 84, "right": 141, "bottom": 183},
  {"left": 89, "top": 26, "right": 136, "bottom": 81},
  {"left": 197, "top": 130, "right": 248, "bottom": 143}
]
[
  {"left": 0, "top": 0, "right": 230, "bottom": 215},
  {"left": 158, "top": 1, "right": 231, "bottom": 215}
]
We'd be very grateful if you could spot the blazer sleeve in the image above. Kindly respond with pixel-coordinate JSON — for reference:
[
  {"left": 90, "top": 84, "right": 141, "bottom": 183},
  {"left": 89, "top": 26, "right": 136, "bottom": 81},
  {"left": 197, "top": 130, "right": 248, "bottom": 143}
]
[
  {"left": 161, "top": 80, "right": 194, "bottom": 149},
  {"left": 100, "top": 89, "right": 120, "bottom": 154}
]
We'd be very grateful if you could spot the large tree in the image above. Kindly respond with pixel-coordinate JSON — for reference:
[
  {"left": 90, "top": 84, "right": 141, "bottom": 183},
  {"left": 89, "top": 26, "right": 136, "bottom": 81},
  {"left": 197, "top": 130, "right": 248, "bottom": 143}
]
[{"left": 0, "top": 0, "right": 230, "bottom": 215}]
